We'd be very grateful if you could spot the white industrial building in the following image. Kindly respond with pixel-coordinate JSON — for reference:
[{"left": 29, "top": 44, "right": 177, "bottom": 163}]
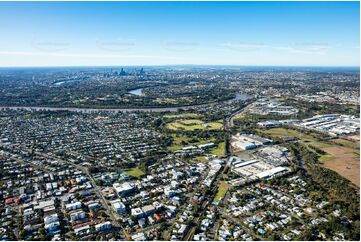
[
  {"left": 228, "top": 145, "right": 291, "bottom": 186},
  {"left": 257, "top": 119, "right": 296, "bottom": 128},
  {"left": 232, "top": 134, "right": 272, "bottom": 151},
  {"left": 198, "top": 143, "right": 215, "bottom": 149},
  {"left": 250, "top": 99, "right": 299, "bottom": 115},
  {"left": 256, "top": 166, "right": 289, "bottom": 179},
  {"left": 295, "top": 114, "right": 359, "bottom": 136}
]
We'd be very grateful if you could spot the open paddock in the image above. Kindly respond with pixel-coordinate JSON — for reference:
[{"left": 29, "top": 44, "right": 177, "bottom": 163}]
[{"left": 320, "top": 146, "right": 359, "bottom": 187}]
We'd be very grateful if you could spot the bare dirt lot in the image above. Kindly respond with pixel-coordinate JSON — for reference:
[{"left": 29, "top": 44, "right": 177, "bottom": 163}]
[
  {"left": 321, "top": 146, "right": 360, "bottom": 187},
  {"left": 346, "top": 135, "right": 360, "bottom": 141}
]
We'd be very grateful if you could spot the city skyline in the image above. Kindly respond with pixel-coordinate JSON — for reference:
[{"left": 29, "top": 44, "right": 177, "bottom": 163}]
[{"left": 0, "top": 1, "right": 359, "bottom": 67}]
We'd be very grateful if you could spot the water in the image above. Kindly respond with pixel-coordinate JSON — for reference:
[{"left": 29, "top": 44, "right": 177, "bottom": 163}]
[
  {"left": 232, "top": 93, "right": 251, "bottom": 101},
  {"left": 225, "top": 93, "right": 251, "bottom": 104},
  {"left": 128, "top": 88, "right": 143, "bottom": 96},
  {"left": 54, "top": 81, "right": 65, "bottom": 86}
]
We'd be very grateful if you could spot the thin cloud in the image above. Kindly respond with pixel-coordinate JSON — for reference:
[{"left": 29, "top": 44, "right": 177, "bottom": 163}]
[
  {"left": 96, "top": 38, "right": 136, "bottom": 52},
  {"left": 32, "top": 41, "right": 70, "bottom": 52},
  {"left": 220, "top": 42, "right": 267, "bottom": 52},
  {"left": 274, "top": 44, "right": 330, "bottom": 54}
]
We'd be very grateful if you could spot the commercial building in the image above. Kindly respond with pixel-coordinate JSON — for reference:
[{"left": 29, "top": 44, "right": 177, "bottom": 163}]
[
  {"left": 131, "top": 207, "right": 144, "bottom": 218},
  {"left": 232, "top": 134, "right": 272, "bottom": 151},
  {"left": 113, "top": 182, "right": 136, "bottom": 197},
  {"left": 256, "top": 166, "right": 289, "bottom": 179},
  {"left": 111, "top": 199, "right": 127, "bottom": 215},
  {"left": 95, "top": 221, "right": 112, "bottom": 232},
  {"left": 142, "top": 205, "right": 155, "bottom": 216}
]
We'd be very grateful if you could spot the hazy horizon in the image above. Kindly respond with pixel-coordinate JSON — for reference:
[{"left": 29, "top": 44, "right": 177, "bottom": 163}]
[{"left": 0, "top": 65, "right": 359, "bottom": 69}]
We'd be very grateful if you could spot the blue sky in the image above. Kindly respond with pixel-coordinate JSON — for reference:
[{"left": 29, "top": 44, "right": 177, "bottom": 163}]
[{"left": 0, "top": 1, "right": 359, "bottom": 67}]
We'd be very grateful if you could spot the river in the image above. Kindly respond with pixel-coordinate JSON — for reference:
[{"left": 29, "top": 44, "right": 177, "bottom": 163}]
[
  {"left": 128, "top": 88, "right": 143, "bottom": 96},
  {"left": 0, "top": 93, "right": 252, "bottom": 113}
]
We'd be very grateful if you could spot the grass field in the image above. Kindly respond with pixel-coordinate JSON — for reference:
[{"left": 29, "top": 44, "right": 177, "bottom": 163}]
[
  {"left": 179, "top": 119, "right": 203, "bottom": 125},
  {"left": 303, "top": 139, "right": 332, "bottom": 149},
  {"left": 167, "top": 134, "right": 216, "bottom": 152},
  {"left": 257, "top": 127, "right": 306, "bottom": 139},
  {"left": 164, "top": 113, "right": 201, "bottom": 119},
  {"left": 191, "top": 156, "right": 208, "bottom": 163},
  {"left": 258, "top": 127, "right": 309, "bottom": 138},
  {"left": 333, "top": 138, "right": 360, "bottom": 150},
  {"left": 257, "top": 128, "right": 331, "bottom": 149},
  {"left": 233, "top": 113, "right": 246, "bottom": 121},
  {"left": 166, "top": 119, "right": 223, "bottom": 131},
  {"left": 155, "top": 98, "right": 178, "bottom": 104},
  {"left": 214, "top": 181, "right": 229, "bottom": 201},
  {"left": 124, "top": 167, "right": 145, "bottom": 178},
  {"left": 321, "top": 146, "right": 359, "bottom": 187},
  {"left": 318, "top": 154, "right": 333, "bottom": 162},
  {"left": 167, "top": 134, "right": 189, "bottom": 151},
  {"left": 210, "top": 142, "right": 226, "bottom": 157},
  {"left": 167, "top": 134, "right": 225, "bottom": 156}
]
